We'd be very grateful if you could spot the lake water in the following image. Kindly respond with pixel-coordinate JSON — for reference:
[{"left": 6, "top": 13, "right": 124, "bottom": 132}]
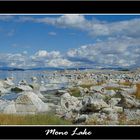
[
  {"left": 0, "top": 70, "right": 69, "bottom": 89},
  {"left": 0, "top": 70, "right": 51, "bottom": 84}
]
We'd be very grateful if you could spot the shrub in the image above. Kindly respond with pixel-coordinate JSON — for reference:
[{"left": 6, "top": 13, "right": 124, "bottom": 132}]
[
  {"left": 119, "top": 81, "right": 132, "bottom": 86},
  {"left": 80, "top": 84, "right": 93, "bottom": 89},
  {"left": 136, "top": 84, "right": 140, "bottom": 99},
  {"left": 69, "top": 88, "right": 81, "bottom": 97},
  {"left": 11, "top": 87, "right": 23, "bottom": 93}
]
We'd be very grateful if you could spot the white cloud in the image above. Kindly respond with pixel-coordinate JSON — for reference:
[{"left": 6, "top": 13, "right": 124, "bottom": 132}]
[
  {"left": 55, "top": 14, "right": 86, "bottom": 29},
  {"left": 17, "top": 15, "right": 140, "bottom": 38},
  {"left": 0, "top": 15, "right": 140, "bottom": 69},
  {"left": 0, "top": 38, "right": 140, "bottom": 69},
  {"left": 33, "top": 50, "right": 61, "bottom": 59},
  {"left": 48, "top": 32, "right": 57, "bottom": 36},
  {"left": 1, "top": 15, "right": 140, "bottom": 39},
  {"left": 35, "top": 50, "right": 48, "bottom": 57},
  {"left": 46, "top": 58, "right": 72, "bottom": 67},
  {"left": 18, "top": 15, "right": 88, "bottom": 30},
  {"left": 0, "top": 15, "right": 14, "bottom": 21},
  {"left": 67, "top": 36, "right": 140, "bottom": 68},
  {"left": 31, "top": 50, "right": 72, "bottom": 68}
]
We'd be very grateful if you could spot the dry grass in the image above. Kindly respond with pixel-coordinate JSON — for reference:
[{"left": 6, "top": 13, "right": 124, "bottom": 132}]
[
  {"left": 95, "top": 81, "right": 105, "bottom": 86},
  {"left": 118, "top": 113, "right": 140, "bottom": 125},
  {"left": 0, "top": 114, "right": 72, "bottom": 125},
  {"left": 80, "top": 82, "right": 105, "bottom": 89},
  {"left": 80, "top": 84, "right": 93, "bottom": 89},
  {"left": 135, "top": 83, "right": 140, "bottom": 99},
  {"left": 85, "top": 113, "right": 140, "bottom": 125},
  {"left": 0, "top": 114, "right": 25, "bottom": 125},
  {"left": 1, "top": 113, "right": 139, "bottom": 125},
  {"left": 119, "top": 81, "right": 133, "bottom": 86}
]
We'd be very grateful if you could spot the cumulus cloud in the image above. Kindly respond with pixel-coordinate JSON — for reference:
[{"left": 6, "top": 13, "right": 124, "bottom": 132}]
[
  {"left": 1, "top": 15, "right": 140, "bottom": 38},
  {"left": 0, "top": 38, "right": 140, "bottom": 69},
  {"left": 31, "top": 50, "right": 73, "bottom": 68},
  {"left": 46, "top": 58, "right": 72, "bottom": 67},
  {"left": 0, "top": 15, "right": 140, "bottom": 69},
  {"left": 17, "top": 15, "right": 140, "bottom": 38},
  {"left": 67, "top": 36, "right": 140, "bottom": 68},
  {"left": 33, "top": 50, "right": 61, "bottom": 59},
  {"left": 34, "top": 50, "right": 48, "bottom": 58}
]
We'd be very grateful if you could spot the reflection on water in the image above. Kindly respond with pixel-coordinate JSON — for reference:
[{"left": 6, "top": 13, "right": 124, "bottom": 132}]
[
  {"left": 0, "top": 70, "right": 69, "bottom": 89},
  {"left": 0, "top": 93, "right": 20, "bottom": 101},
  {"left": 0, "top": 70, "right": 49, "bottom": 84}
]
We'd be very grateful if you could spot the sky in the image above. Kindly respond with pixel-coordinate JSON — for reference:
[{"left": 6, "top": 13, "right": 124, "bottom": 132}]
[{"left": 0, "top": 14, "right": 140, "bottom": 69}]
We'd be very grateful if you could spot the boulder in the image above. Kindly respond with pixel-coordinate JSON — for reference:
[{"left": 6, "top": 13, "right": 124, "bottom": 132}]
[
  {"left": 82, "top": 95, "right": 109, "bottom": 112},
  {"left": 104, "top": 90, "right": 116, "bottom": 96},
  {"left": 101, "top": 107, "right": 115, "bottom": 114},
  {"left": 62, "top": 111, "right": 74, "bottom": 120},
  {"left": 55, "top": 89, "right": 67, "bottom": 96},
  {"left": 108, "top": 112, "right": 118, "bottom": 121},
  {"left": 35, "top": 92, "right": 44, "bottom": 99},
  {"left": 3, "top": 78, "right": 14, "bottom": 88},
  {"left": 102, "top": 106, "right": 123, "bottom": 114},
  {"left": 91, "top": 92, "right": 106, "bottom": 100},
  {"left": 60, "top": 93, "right": 81, "bottom": 111},
  {"left": 86, "top": 112, "right": 108, "bottom": 124},
  {"left": 15, "top": 91, "right": 50, "bottom": 113},
  {"left": 124, "top": 109, "right": 140, "bottom": 121},
  {"left": 108, "top": 98, "right": 121, "bottom": 106},
  {"left": 119, "top": 93, "right": 140, "bottom": 108},
  {"left": 90, "top": 86, "right": 104, "bottom": 93},
  {"left": 83, "top": 88, "right": 89, "bottom": 93},
  {"left": 19, "top": 80, "right": 28, "bottom": 85},
  {"left": 0, "top": 100, "right": 16, "bottom": 114},
  {"left": 113, "top": 106, "right": 123, "bottom": 113},
  {"left": 107, "top": 113, "right": 119, "bottom": 125},
  {"left": 0, "top": 81, "right": 4, "bottom": 87},
  {"left": 4, "top": 101, "right": 16, "bottom": 114},
  {"left": 11, "top": 85, "right": 33, "bottom": 93},
  {"left": 74, "top": 114, "right": 88, "bottom": 124},
  {"left": 56, "top": 106, "right": 67, "bottom": 117},
  {"left": 0, "top": 87, "right": 9, "bottom": 94},
  {"left": 30, "top": 83, "right": 40, "bottom": 91}
]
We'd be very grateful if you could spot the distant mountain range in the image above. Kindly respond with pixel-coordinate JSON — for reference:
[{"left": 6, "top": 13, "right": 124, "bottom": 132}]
[
  {"left": 0, "top": 67, "right": 25, "bottom": 71},
  {"left": 0, "top": 67, "right": 94, "bottom": 71},
  {"left": 100, "top": 67, "right": 130, "bottom": 71},
  {"left": 26, "top": 67, "right": 93, "bottom": 71},
  {"left": 0, "top": 66, "right": 132, "bottom": 71}
]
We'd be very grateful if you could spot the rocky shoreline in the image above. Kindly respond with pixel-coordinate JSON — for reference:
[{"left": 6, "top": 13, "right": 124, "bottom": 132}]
[{"left": 0, "top": 69, "right": 140, "bottom": 125}]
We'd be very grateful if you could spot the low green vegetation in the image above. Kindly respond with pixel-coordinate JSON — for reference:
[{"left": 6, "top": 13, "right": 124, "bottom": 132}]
[
  {"left": 80, "top": 84, "right": 93, "bottom": 89},
  {"left": 29, "top": 84, "right": 34, "bottom": 89},
  {"left": 0, "top": 113, "right": 72, "bottom": 125},
  {"left": 105, "top": 86, "right": 122, "bottom": 91},
  {"left": 11, "top": 87, "right": 23, "bottom": 93},
  {"left": 69, "top": 88, "right": 81, "bottom": 97}
]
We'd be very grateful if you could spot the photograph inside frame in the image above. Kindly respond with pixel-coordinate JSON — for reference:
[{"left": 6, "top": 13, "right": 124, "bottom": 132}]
[
  {"left": 0, "top": 14, "right": 139, "bottom": 126},
  {"left": 0, "top": 1, "right": 140, "bottom": 139}
]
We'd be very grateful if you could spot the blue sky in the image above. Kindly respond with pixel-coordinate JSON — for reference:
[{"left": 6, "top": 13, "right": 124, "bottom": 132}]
[{"left": 0, "top": 14, "right": 140, "bottom": 68}]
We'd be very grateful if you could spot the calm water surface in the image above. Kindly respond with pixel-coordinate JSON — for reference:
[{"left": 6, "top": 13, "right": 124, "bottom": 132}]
[{"left": 0, "top": 70, "right": 50, "bottom": 84}]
